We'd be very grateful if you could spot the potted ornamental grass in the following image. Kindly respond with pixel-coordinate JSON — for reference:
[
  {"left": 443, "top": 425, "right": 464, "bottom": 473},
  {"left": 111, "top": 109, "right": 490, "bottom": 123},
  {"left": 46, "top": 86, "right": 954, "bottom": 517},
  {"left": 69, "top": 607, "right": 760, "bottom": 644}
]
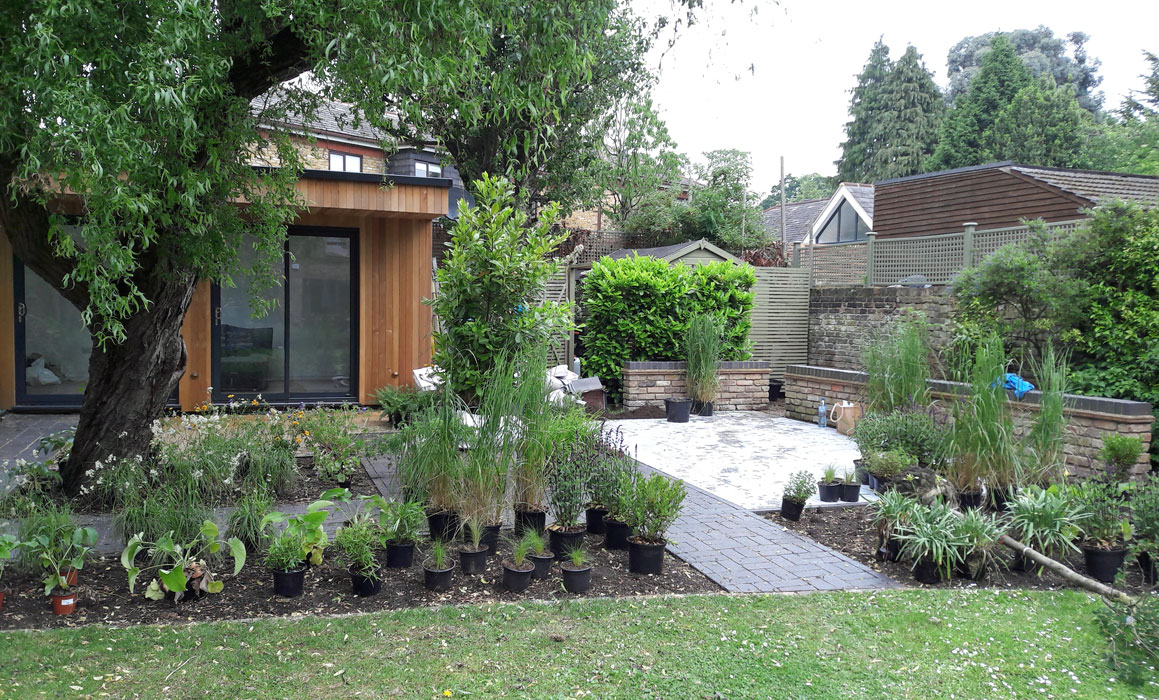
[
  {"left": 780, "top": 470, "right": 815, "bottom": 522},
  {"left": 377, "top": 498, "right": 425, "bottom": 568},
  {"left": 623, "top": 473, "right": 686, "bottom": 575},
  {"left": 265, "top": 527, "right": 309, "bottom": 598},
  {"left": 423, "top": 539, "right": 455, "bottom": 592},
  {"left": 1007, "top": 485, "right": 1086, "bottom": 573},
  {"left": 895, "top": 500, "right": 966, "bottom": 585},
  {"left": 522, "top": 528, "right": 554, "bottom": 580},
  {"left": 335, "top": 513, "right": 384, "bottom": 597},
  {"left": 1131, "top": 474, "right": 1159, "bottom": 584},
  {"left": 603, "top": 469, "right": 637, "bottom": 551},
  {"left": 121, "top": 521, "right": 245, "bottom": 602},
  {"left": 1069, "top": 478, "right": 1132, "bottom": 583},
  {"left": 840, "top": 469, "right": 860, "bottom": 503},
  {"left": 546, "top": 430, "right": 595, "bottom": 559},
  {"left": 817, "top": 465, "right": 842, "bottom": 503},
  {"left": 868, "top": 490, "right": 918, "bottom": 562},
  {"left": 26, "top": 525, "right": 98, "bottom": 615},
  {"left": 502, "top": 532, "right": 537, "bottom": 593},
  {"left": 457, "top": 519, "right": 490, "bottom": 575},
  {"left": 398, "top": 392, "right": 468, "bottom": 542},
  {"left": 560, "top": 546, "right": 592, "bottom": 594},
  {"left": 685, "top": 314, "right": 723, "bottom": 417}
]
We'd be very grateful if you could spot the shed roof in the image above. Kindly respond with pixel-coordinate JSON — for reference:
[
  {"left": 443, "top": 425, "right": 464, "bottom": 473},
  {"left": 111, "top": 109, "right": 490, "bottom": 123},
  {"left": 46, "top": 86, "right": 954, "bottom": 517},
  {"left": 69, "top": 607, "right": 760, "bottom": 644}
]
[{"left": 606, "top": 238, "right": 743, "bottom": 264}]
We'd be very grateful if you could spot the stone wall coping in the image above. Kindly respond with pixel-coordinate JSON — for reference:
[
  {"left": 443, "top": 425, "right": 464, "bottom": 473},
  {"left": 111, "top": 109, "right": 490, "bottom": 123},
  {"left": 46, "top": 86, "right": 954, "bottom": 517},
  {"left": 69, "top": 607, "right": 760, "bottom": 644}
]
[
  {"left": 625, "top": 360, "right": 770, "bottom": 371},
  {"left": 785, "top": 364, "right": 1154, "bottom": 419}
]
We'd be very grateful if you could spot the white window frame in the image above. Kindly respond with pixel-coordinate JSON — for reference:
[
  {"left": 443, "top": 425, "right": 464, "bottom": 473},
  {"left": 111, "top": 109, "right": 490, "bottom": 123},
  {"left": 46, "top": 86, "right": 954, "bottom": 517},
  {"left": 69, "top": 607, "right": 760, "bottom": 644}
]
[{"left": 416, "top": 162, "right": 443, "bottom": 178}]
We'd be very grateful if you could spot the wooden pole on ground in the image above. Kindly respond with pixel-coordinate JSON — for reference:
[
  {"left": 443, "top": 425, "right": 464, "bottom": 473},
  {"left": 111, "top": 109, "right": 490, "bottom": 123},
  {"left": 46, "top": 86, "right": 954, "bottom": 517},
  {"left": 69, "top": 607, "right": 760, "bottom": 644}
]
[{"left": 998, "top": 534, "right": 1135, "bottom": 605}]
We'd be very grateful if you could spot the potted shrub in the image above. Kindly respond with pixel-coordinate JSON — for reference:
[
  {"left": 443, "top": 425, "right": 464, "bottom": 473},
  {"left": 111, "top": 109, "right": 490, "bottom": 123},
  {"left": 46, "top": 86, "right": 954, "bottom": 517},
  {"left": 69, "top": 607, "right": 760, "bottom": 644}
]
[
  {"left": 685, "top": 314, "right": 722, "bottom": 417},
  {"left": 864, "top": 449, "right": 914, "bottom": 492},
  {"left": 1101, "top": 434, "right": 1144, "bottom": 482},
  {"left": 603, "top": 469, "right": 637, "bottom": 551},
  {"left": 120, "top": 521, "right": 246, "bottom": 602},
  {"left": 377, "top": 498, "right": 425, "bottom": 568},
  {"left": 585, "top": 436, "right": 632, "bottom": 535},
  {"left": 502, "top": 532, "right": 536, "bottom": 593},
  {"left": 1070, "top": 479, "right": 1133, "bottom": 584},
  {"left": 515, "top": 378, "right": 589, "bottom": 536},
  {"left": 840, "top": 469, "right": 860, "bottom": 503},
  {"left": 423, "top": 540, "right": 455, "bottom": 592},
  {"left": 397, "top": 394, "right": 468, "bottom": 541},
  {"left": 336, "top": 513, "right": 384, "bottom": 596},
  {"left": 1007, "top": 485, "right": 1086, "bottom": 573},
  {"left": 852, "top": 409, "right": 947, "bottom": 471},
  {"left": 1130, "top": 474, "right": 1159, "bottom": 584},
  {"left": 817, "top": 465, "right": 842, "bottom": 503},
  {"left": 895, "top": 501, "right": 966, "bottom": 585},
  {"left": 523, "top": 529, "right": 554, "bottom": 580},
  {"left": 560, "top": 547, "right": 592, "bottom": 594},
  {"left": 952, "top": 509, "right": 1007, "bottom": 581},
  {"left": 868, "top": 490, "right": 917, "bottom": 562},
  {"left": 458, "top": 519, "right": 490, "bottom": 575},
  {"left": 623, "top": 473, "right": 686, "bottom": 575},
  {"left": 0, "top": 534, "right": 18, "bottom": 610},
  {"left": 26, "top": 525, "right": 98, "bottom": 615},
  {"left": 260, "top": 489, "right": 348, "bottom": 568},
  {"left": 374, "top": 384, "right": 436, "bottom": 428},
  {"left": 266, "top": 527, "right": 309, "bottom": 598},
  {"left": 546, "top": 431, "right": 593, "bottom": 559},
  {"left": 780, "top": 470, "right": 815, "bottom": 522}
]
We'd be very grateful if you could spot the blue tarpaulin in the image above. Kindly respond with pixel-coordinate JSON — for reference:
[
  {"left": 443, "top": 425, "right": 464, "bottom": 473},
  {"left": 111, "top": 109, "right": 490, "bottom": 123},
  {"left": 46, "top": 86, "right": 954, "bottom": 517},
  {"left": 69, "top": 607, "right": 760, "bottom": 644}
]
[{"left": 999, "top": 373, "right": 1035, "bottom": 399}]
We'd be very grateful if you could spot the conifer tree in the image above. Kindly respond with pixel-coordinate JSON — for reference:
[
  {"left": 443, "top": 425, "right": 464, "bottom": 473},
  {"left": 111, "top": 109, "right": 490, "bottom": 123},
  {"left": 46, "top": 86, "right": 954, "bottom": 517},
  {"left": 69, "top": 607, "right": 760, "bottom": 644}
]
[
  {"left": 869, "top": 46, "right": 945, "bottom": 179},
  {"left": 988, "top": 77, "right": 1093, "bottom": 168},
  {"left": 836, "top": 39, "right": 892, "bottom": 182},
  {"left": 926, "top": 36, "right": 1031, "bottom": 171}
]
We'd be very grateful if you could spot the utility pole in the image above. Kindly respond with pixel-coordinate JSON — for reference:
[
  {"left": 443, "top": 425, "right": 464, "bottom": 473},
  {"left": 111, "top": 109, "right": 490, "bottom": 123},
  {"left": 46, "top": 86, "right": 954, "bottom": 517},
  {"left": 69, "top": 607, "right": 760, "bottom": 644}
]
[{"left": 780, "top": 156, "right": 787, "bottom": 251}]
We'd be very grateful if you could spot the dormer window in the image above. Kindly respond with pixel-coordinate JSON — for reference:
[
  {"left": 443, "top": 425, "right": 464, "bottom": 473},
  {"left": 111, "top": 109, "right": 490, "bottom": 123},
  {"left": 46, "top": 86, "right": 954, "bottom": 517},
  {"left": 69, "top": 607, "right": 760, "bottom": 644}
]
[
  {"left": 328, "top": 152, "right": 362, "bottom": 173},
  {"left": 416, "top": 162, "right": 442, "bottom": 178}
]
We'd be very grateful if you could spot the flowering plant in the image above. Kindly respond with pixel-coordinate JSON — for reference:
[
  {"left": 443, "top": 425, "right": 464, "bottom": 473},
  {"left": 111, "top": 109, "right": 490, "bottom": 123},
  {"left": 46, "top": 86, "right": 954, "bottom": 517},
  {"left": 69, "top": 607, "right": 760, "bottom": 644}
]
[{"left": 120, "top": 520, "right": 245, "bottom": 601}]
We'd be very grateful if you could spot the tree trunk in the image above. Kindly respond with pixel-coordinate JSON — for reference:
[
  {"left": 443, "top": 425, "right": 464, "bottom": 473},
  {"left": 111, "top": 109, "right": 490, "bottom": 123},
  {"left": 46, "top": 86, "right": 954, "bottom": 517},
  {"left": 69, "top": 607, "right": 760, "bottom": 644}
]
[
  {"left": 999, "top": 534, "right": 1135, "bottom": 605},
  {"left": 61, "top": 276, "right": 197, "bottom": 495}
]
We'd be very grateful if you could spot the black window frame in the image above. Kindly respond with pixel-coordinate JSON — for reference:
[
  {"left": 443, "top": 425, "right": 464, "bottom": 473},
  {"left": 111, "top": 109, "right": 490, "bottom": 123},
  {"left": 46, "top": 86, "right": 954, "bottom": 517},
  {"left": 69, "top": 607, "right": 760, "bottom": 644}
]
[{"left": 328, "top": 151, "right": 363, "bottom": 173}]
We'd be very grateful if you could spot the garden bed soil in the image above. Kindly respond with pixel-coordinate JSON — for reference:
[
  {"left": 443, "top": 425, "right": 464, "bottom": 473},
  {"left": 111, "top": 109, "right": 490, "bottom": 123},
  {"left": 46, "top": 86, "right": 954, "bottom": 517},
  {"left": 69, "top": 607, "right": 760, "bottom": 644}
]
[
  {"left": 767, "top": 507, "right": 1156, "bottom": 593},
  {"left": 0, "top": 532, "right": 719, "bottom": 630}
]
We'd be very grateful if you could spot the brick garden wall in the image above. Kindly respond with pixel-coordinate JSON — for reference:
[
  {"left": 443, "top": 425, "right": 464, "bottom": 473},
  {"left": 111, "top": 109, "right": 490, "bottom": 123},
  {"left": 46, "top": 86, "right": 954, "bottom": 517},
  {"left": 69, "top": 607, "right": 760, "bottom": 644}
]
[
  {"left": 784, "top": 364, "right": 1154, "bottom": 479},
  {"left": 622, "top": 361, "right": 770, "bottom": 411},
  {"left": 808, "top": 286, "right": 954, "bottom": 371}
]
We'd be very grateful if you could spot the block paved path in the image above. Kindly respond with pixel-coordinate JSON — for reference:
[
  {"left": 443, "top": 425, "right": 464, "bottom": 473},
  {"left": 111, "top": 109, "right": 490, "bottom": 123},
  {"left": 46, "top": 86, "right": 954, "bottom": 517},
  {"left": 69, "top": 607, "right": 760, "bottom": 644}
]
[{"left": 636, "top": 461, "right": 900, "bottom": 593}]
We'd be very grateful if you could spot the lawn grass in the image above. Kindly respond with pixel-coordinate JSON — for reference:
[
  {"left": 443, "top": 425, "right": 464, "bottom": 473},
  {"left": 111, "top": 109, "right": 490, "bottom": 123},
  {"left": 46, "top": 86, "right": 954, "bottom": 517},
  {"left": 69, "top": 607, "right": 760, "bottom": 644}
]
[{"left": 1, "top": 589, "right": 1145, "bottom": 699}]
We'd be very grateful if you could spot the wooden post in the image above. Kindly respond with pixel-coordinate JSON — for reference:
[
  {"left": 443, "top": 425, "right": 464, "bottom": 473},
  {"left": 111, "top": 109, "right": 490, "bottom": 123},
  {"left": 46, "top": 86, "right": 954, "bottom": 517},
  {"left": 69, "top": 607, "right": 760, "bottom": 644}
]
[
  {"left": 792, "top": 242, "right": 801, "bottom": 268},
  {"left": 962, "top": 222, "right": 977, "bottom": 269},
  {"left": 864, "top": 231, "right": 877, "bottom": 287}
]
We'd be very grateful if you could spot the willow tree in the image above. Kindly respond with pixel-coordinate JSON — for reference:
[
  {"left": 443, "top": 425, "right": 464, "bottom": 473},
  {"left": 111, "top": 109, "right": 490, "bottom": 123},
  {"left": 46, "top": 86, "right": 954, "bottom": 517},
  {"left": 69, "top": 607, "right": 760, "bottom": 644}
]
[{"left": 0, "top": 0, "right": 633, "bottom": 494}]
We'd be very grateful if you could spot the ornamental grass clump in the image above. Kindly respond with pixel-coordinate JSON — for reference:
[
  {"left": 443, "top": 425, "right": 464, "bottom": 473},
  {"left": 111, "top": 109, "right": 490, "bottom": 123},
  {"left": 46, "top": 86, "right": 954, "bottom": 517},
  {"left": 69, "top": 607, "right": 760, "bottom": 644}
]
[
  {"left": 953, "top": 508, "right": 1008, "bottom": 580},
  {"left": 395, "top": 387, "right": 470, "bottom": 516},
  {"left": 946, "top": 333, "right": 1020, "bottom": 496},
  {"left": 894, "top": 500, "right": 966, "bottom": 582},
  {"left": 1008, "top": 485, "right": 1086, "bottom": 567},
  {"left": 862, "top": 314, "right": 931, "bottom": 414},
  {"left": 685, "top": 313, "right": 723, "bottom": 404},
  {"left": 1025, "top": 344, "right": 1070, "bottom": 485},
  {"left": 852, "top": 409, "right": 946, "bottom": 468}
]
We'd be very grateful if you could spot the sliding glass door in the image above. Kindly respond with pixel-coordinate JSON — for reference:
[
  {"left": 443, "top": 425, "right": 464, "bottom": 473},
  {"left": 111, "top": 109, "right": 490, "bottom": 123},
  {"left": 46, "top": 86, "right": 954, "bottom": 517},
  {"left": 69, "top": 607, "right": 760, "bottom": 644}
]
[
  {"left": 12, "top": 263, "right": 92, "bottom": 405},
  {"left": 213, "top": 227, "right": 357, "bottom": 402}
]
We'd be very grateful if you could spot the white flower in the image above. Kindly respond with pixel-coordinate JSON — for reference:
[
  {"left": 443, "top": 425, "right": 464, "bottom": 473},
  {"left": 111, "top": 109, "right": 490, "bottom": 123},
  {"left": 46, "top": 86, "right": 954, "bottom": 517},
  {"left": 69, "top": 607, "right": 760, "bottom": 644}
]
[
  {"left": 192, "top": 469, "right": 203, "bottom": 479},
  {"left": 85, "top": 469, "right": 95, "bottom": 477}
]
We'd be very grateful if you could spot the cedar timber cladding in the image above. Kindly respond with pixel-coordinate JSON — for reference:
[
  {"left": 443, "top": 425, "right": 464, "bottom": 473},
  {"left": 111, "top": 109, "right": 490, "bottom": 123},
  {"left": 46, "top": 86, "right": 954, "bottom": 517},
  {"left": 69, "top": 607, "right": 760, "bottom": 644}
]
[{"left": 872, "top": 164, "right": 1093, "bottom": 238}]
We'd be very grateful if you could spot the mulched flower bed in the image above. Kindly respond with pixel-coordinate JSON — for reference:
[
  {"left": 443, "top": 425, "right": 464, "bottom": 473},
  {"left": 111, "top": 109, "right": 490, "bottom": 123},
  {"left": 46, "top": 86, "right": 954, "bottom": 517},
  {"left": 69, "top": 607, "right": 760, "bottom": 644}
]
[
  {"left": 768, "top": 506, "right": 1155, "bottom": 593},
  {"left": 0, "top": 532, "right": 720, "bottom": 630}
]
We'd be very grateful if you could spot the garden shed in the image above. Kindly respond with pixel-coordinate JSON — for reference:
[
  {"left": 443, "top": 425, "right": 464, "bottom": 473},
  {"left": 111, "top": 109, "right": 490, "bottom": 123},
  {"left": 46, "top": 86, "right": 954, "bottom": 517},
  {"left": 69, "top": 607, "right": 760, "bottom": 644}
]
[{"left": 606, "top": 238, "right": 743, "bottom": 267}]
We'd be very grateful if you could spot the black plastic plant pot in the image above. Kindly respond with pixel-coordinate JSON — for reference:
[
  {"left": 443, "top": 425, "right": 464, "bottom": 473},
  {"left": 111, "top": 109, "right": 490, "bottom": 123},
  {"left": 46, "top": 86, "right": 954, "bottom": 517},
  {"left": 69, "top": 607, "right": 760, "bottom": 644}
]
[
  {"left": 1140, "top": 552, "right": 1157, "bottom": 584},
  {"left": 561, "top": 564, "right": 592, "bottom": 594},
  {"left": 913, "top": 558, "right": 945, "bottom": 585},
  {"left": 502, "top": 562, "right": 535, "bottom": 592},
  {"left": 876, "top": 535, "right": 902, "bottom": 562},
  {"left": 817, "top": 482, "right": 841, "bottom": 503},
  {"left": 463, "top": 524, "right": 501, "bottom": 555},
  {"left": 515, "top": 509, "right": 547, "bottom": 536},
  {"left": 549, "top": 527, "right": 586, "bottom": 560},
  {"left": 840, "top": 483, "right": 861, "bottom": 503},
  {"left": 627, "top": 538, "right": 666, "bottom": 575},
  {"left": 423, "top": 561, "right": 456, "bottom": 592},
  {"left": 272, "top": 567, "right": 307, "bottom": 598},
  {"left": 780, "top": 499, "right": 805, "bottom": 522},
  {"left": 989, "top": 487, "right": 1015, "bottom": 513},
  {"left": 853, "top": 459, "right": 869, "bottom": 485},
  {"left": 585, "top": 507, "right": 609, "bottom": 535},
  {"left": 386, "top": 542, "right": 415, "bottom": 569},
  {"left": 1082, "top": 545, "right": 1128, "bottom": 584},
  {"left": 350, "top": 569, "right": 384, "bottom": 597},
  {"left": 427, "top": 510, "right": 459, "bottom": 542},
  {"left": 529, "top": 552, "right": 554, "bottom": 580},
  {"left": 458, "top": 546, "right": 489, "bottom": 574},
  {"left": 603, "top": 518, "right": 634, "bottom": 550},
  {"left": 958, "top": 490, "right": 985, "bottom": 510},
  {"left": 867, "top": 473, "right": 879, "bottom": 492},
  {"left": 692, "top": 400, "right": 714, "bottom": 417},
  {"left": 1011, "top": 553, "right": 1031, "bottom": 572},
  {"left": 664, "top": 398, "right": 692, "bottom": 423}
]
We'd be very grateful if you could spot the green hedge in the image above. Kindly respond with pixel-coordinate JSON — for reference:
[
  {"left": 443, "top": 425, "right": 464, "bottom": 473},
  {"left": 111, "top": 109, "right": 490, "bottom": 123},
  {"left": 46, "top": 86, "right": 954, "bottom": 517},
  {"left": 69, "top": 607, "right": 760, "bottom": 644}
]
[{"left": 581, "top": 256, "right": 755, "bottom": 399}]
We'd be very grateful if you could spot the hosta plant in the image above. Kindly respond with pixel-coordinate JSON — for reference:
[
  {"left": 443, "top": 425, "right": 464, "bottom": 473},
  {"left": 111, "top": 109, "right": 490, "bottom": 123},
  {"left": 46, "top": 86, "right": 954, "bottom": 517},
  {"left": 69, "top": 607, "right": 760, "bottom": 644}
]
[
  {"left": 26, "top": 525, "right": 98, "bottom": 595},
  {"left": 260, "top": 488, "right": 349, "bottom": 566},
  {"left": 120, "top": 521, "right": 245, "bottom": 601}
]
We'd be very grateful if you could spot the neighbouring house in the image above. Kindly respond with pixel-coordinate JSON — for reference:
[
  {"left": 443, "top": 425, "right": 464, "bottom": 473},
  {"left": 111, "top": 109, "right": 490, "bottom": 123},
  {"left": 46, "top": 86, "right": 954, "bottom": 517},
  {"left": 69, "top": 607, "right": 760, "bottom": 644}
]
[
  {"left": 1, "top": 100, "right": 453, "bottom": 412},
  {"left": 873, "top": 162, "right": 1159, "bottom": 238},
  {"left": 762, "top": 182, "right": 874, "bottom": 247}
]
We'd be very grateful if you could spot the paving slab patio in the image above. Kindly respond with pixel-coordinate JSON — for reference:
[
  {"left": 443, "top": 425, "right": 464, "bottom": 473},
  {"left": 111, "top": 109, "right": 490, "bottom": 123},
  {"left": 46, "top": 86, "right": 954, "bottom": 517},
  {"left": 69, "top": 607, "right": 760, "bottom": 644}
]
[{"left": 607, "top": 411, "right": 863, "bottom": 511}]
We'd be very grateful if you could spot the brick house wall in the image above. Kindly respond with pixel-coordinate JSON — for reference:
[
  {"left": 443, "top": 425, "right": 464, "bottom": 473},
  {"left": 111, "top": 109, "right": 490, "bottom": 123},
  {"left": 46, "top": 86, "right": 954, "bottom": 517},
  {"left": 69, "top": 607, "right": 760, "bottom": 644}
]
[
  {"left": 622, "top": 361, "right": 770, "bottom": 411},
  {"left": 808, "top": 286, "right": 954, "bottom": 371},
  {"left": 784, "top": 364, "right": 1154, "bottom": 479}
]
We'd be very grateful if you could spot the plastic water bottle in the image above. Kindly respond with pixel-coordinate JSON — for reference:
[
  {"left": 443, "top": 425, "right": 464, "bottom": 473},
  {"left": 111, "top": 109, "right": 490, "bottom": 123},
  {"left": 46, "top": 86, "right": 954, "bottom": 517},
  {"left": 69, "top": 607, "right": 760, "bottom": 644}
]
[
  {"left": 818, "top": 398, "right": 827, "bottom": 428},
  {"left": 572, "top": 357, "right": 582, "bottom": 377}
]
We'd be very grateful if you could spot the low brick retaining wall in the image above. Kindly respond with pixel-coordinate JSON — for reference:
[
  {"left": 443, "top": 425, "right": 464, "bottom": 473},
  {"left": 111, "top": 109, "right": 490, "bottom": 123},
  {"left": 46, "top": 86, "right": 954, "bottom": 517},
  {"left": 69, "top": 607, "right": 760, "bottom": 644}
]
[
  {"left": 622, "top": 361, "right": 769, "bottom": 411},
  {"left": 784, "top": 364, "right": 1154, "bottom": 478},
  {"left": 809, "top": 286, "right": 954, "bottom": 371}
]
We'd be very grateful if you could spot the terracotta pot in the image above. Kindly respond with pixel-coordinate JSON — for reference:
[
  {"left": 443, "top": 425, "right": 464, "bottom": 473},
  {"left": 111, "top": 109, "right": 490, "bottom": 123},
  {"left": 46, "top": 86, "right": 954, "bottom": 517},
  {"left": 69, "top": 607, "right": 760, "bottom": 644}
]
[{"left": 51, "top": 589, "right": 77, "bottom": 615}]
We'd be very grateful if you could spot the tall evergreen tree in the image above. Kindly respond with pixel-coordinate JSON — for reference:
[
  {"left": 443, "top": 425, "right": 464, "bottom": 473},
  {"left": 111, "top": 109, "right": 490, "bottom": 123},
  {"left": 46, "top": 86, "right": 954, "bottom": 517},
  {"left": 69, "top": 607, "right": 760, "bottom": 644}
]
[
  {"left": 988, "top": 77, "right": 1093, "bottom": 168},
  {"left": 868, "top": 46, "right": 945, "bottom": 179},
  {"left": 836, "top": 39, "right": 892, "bottom": 182},
  {"left": 926, "top": 36, "right": 1031, "bottom": 171}
]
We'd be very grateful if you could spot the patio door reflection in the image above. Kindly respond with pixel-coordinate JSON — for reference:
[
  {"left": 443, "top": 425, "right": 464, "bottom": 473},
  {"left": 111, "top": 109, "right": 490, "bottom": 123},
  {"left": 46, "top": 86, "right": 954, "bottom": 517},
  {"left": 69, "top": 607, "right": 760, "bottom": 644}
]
[{"left": 214, "top": 227, "right": 357, "bottom": 401}]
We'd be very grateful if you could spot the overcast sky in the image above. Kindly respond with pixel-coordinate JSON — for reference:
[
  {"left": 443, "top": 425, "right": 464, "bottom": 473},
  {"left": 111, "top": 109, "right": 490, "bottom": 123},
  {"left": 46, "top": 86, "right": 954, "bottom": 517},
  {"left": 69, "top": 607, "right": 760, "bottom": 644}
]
[{"left": 640, "top": 0, "right": 1159, "bottom": 194}]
